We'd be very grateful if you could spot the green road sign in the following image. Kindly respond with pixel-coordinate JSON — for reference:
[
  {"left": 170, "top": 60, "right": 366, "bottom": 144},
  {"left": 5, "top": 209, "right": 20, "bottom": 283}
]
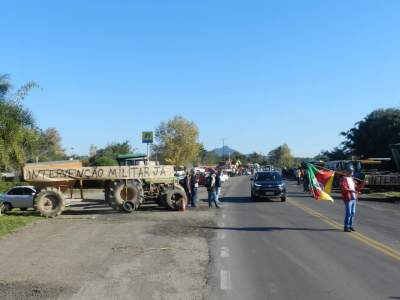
[{"left": 142, "top": 131, "right": 154, "bottom": 144}]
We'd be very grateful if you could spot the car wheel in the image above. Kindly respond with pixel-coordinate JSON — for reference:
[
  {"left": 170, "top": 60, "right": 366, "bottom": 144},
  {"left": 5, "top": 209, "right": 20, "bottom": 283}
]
[
  {"left": 281, "top": 196, "right": 286, "bottom": 202},
  {"left": 1, "top": 202, "right": 12, "bottom": 214}
]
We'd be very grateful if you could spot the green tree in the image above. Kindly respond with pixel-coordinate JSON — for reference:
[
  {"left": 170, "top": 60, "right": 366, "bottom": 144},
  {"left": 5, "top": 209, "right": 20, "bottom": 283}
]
[
  {"left": 0, "top": 74, "right": 40, "bottom": 169},
  {"left": 91, "top": 156, "right": 118, "bottom": 166},
  {"left": 98, "top": 141, "right": 132, "bottom": 158},
  {"left": 34, "top": 128, "right": 67, "bottom": 162},
  {"left": 267, "top": 144, "right": 294, "bottom": 168},
  {"left": 89, "top": 141, "right": 133, "bottom": 166},
  {"left": 200, "top": 148, "right": 220, "bottom": 165},
  {"left": 316, "top": 147, "right": 350, "bottom": 161},
  {"left": 155, "top": 116, "right": 201, "bottom": 166},
  {"left": 230, "top": 151, "right": 247, "bottom": 163},
  {"left": 248, "top": 152, "right": 265, "bottom": 164},
  {"left": 341, "top": 108, "right": 400, "bottom": 158},
  {"left": 0, "top": 74, "right": 12, "bottom": 98}
]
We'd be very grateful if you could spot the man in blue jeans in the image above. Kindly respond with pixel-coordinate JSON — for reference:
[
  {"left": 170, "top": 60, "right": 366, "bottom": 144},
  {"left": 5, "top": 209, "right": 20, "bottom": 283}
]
[
  {"left": 207, "top": 170, "right": 221, "bottom": 208},
  {"left": 340, "top": 165, "right": 360, "bottom": 232},
  {"left": 190, "top": 169, "right": 199, "bottom": 208}
]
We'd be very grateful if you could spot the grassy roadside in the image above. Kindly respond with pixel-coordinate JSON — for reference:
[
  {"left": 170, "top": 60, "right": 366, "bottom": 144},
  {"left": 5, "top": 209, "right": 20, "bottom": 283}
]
[
  {"left": 0, "top": 213, "right": 41, "bottom": 238},
  {"left": 0, "top": 181, "right": 26, "bottom": 193},
  {"left": 366, "top": 191, "right": 400, "bottom": 199},
  {"left": 1, "top": 181, "right": 41, "bottom": 238}
]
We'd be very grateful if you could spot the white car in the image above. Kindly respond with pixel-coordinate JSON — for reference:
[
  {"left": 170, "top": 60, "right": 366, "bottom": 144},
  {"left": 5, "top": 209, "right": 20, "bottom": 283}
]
[{"left": 0, "top": 186, "right": 37, "bottom": 213}]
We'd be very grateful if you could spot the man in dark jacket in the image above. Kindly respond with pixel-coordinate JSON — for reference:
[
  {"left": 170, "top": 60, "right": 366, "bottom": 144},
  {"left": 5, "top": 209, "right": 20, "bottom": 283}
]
[
  {"left": 207, "top": 170, "right": 221, "bottom": 208},
  {"left": 183, "top": 171, "right": 192, "bottom": 207},
  {"left": 190, "top": 169, "right": 200, "bottom": 208}
]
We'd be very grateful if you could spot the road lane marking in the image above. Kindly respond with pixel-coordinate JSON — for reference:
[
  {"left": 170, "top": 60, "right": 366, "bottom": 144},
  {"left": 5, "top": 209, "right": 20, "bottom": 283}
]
[
  {"left": 221, "top": 246, "right": 230, "bottom": 258},
  {"left": 220, "top": 270, "right": 232, "bottom": 290},
  {"left": 288, "top": 198, "right": 400, "bottom": 262}
]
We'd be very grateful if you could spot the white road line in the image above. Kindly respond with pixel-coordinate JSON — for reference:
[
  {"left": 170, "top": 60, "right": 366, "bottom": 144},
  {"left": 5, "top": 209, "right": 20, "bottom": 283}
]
[
  {"left": 220, "top": 270, "right": 232, "bottom": 290},
  {"left": 220, "top": 246, "right": 230, "bottom": 258}
]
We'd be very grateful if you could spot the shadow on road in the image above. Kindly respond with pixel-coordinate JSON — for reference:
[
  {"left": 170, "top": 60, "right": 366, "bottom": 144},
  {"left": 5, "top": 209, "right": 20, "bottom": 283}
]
[
  {"left": 219, "top": 197, "right": 250, "bottom": 204},
  {"left": 200, "top": 226, "right": 340, "bottom": 232},
  {"left": 62, "top": 201, "right": 171, "bottom": 216},
  {"left": 287, "top": 192, "right": 315, "bottom": 199},
  {"left": 359, "top": 197, "right": 399, "bottom": 204}
]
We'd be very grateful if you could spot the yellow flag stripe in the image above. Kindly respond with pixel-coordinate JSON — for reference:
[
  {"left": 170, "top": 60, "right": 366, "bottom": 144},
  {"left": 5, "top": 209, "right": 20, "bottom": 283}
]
[
  {"left": 319, "top": 190, "right": 334, "bottom": 202},
  {"left": 324, "top": 172, "right": 335, "bottom": 195}
]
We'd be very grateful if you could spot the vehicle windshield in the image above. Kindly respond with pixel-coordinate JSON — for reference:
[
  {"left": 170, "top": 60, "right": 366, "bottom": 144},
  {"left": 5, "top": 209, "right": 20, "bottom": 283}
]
[{"left": 255, "top": 172, "right": 281, "bottom": 181}]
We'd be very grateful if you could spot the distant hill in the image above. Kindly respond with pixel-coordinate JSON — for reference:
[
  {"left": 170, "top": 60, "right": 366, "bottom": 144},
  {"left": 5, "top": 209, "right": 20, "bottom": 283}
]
[{"left": 212, "top": 146, "right": 240, "bottom": 157}]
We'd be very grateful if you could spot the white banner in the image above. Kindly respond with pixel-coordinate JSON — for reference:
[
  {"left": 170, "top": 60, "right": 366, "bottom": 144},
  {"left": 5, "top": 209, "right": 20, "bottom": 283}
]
[{"left": 23, "top": 165, "right": 175, "bottom": 182}]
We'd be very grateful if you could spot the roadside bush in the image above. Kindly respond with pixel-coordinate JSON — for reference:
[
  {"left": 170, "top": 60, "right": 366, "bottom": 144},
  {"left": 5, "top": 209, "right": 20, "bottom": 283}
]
[{"left": 0, "top": 180, "right": 26, "bottom": 193}]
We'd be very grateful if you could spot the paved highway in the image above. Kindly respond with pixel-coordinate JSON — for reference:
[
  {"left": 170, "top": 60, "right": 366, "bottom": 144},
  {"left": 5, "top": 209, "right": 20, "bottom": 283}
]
[{"left": 207, "top": 176, "right": 400, "bottom": 300}]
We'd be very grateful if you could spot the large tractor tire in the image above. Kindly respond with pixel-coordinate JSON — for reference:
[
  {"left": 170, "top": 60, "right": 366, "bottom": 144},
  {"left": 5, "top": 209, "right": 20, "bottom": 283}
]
[
  {"left": 164, "top": 188, "right": 187, "bottom": 211},
  {"left": 113, "top": 181, "right": 142, "bottom": 213},
  {"left": 34, "top": 187, "right": 65, "bottom": 218}
]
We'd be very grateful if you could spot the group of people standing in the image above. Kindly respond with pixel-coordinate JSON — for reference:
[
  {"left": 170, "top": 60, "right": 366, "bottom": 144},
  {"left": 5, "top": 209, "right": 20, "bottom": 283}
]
[
  {"left": 182, "top": 169, "right": 200, "bottom": 208},
  {"left": 182, "top": 169, "right": 223, "bottom": 209}
]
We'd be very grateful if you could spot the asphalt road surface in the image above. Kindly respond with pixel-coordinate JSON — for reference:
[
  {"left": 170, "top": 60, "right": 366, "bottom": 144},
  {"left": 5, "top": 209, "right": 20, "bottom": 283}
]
[
  {"left": 207, "top": 176, "right": 400, "bottom": 300},
  {"left": 0, "top": 176, "right": 399, "bottom": 300}
]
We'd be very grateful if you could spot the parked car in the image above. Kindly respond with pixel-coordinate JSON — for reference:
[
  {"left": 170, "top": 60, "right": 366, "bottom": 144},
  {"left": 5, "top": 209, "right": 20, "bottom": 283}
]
[
  {"left": 0, "top": 186, "right": 37, "bottom": 213},
  {"left": 250, "top": 171, "right": 286, "bottom": 202}
]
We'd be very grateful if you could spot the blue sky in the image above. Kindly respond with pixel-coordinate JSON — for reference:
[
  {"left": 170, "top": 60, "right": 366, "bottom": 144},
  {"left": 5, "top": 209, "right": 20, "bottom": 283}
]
[{"left": 2, "top": 0, "right": 399, "bottom": 157}]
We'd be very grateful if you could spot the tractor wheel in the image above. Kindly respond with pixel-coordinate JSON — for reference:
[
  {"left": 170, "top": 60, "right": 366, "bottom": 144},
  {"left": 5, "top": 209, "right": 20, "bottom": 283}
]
[
  {"left": 122, "top": 201, "right": 136, "bottom": 213},
  {"left": 35, "top": 187, "right": 65, "bottom": 218},
  {"left": 113, "top": 182, "right": 140, "bottom": 207},
  {"left": 164, "top": 188, "right": 187, "bottom": 211}
]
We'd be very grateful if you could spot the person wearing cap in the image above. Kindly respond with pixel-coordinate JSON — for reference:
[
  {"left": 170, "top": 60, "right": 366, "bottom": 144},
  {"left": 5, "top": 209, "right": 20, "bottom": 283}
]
[{"left": 340, "top": 165, "right": 361, "bottom": 232}]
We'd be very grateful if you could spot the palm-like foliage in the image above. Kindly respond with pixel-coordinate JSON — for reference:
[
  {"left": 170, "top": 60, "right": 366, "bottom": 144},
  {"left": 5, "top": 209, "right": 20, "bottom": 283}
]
[
  {"left": 0, "top": 74, "right": 12, "bottom": 99},
  {"left": 0, "top": 74, "right": 40, "bottom": 170}
]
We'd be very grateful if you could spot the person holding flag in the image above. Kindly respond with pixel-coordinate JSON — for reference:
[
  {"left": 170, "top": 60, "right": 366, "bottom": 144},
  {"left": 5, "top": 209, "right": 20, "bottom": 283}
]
[{"left": 340, "top": 165, "right": 363, "bottom": 232}]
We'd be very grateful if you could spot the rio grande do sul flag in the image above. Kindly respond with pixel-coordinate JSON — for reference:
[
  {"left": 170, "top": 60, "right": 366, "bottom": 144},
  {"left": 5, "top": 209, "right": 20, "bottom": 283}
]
[{"left": 307, "top": 164, "right": 335, "bottom": 202}]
